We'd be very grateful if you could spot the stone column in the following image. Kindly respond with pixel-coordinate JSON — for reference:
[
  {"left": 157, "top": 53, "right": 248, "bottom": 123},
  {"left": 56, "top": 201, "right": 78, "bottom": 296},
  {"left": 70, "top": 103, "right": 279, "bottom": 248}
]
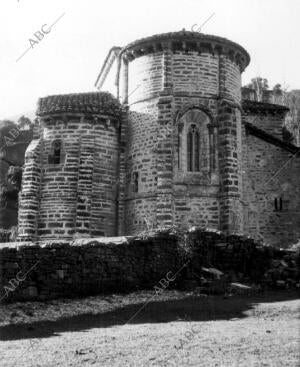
[
  {"left": 161, "top": 45, "right": 173, "bottom": 93},
  {"left": 217, "top": 100, "right": 243, "bottom": 234},
  {"left": 74, "top": 135, "right": 95, "bottom": 238},
  {"left": 212, "top": 126, "right": 218, "bottom": 171},
  {"left": 156, "top": 96, "right": 174, "bottom": 227},
  {"left": 17, "top": 139, "right": 43, "bottom": 241},
  {"left": 218, "top": 54, "right": 243, "bottom": 234},
  {"left": 208, "top": 124, "right": 214, "bottom": 172},
  {"left": 117, "top": 106, "right": 128, "bottom": 235},
  {"left": 122, "top": 57, "right": 129, "bottom": 105},
  {"left": 156, "top": 44, "right": 174, "bottom": 228}
]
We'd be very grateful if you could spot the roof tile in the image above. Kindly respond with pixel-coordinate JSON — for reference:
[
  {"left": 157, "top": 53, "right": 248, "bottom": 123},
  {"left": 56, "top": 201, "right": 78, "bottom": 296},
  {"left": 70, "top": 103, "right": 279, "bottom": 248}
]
[{"left": 37, "top": 92, "right": 121, "bottom": 117}]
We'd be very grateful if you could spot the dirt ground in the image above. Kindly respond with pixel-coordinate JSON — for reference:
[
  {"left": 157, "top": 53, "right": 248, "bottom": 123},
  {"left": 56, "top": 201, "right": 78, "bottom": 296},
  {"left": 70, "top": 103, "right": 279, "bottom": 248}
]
[{"left": 0, "top": 290, "right": 299, "bottom": 367}]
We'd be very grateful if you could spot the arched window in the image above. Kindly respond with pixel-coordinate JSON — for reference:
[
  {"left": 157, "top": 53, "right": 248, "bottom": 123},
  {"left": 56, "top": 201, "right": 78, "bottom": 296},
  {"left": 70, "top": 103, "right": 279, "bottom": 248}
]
[
  {"left": 48, "top": 140, "right": 63, "bottom": 164},
  {"left": 177, "top": 108, "right": 211, "bottom": 173},
  {"left": 187, "top": 124, "right": 200, "bottom": 172}
]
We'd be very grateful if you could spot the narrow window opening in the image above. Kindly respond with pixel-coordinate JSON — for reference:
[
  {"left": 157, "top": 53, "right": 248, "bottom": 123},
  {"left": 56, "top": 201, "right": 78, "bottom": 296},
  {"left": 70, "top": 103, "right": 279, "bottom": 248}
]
[
  {"left": 178, "top": 134, "right": 181, "bottom": 168},
  {"left": 194, "top": 130, "right": 200, "bottom": 171},
  {"left": 187, "top": 131, "right": 193, "bottom": 171},
  {"left": 274, "top": 197, "right": 284, "bottom": 211},
  {"left": 179, "top": 109, "right": 211, "bottom": 174},
  {"left": 187, "top": 124, "right": 200, "bottom": 172},
  {"left": 53, "top": 142, "right": 61, "bottom": 164},
  {"left": 132, "top": 172, "right": 139, "bottom": 193},
  {"left": 48, "top": 140, "right": 62, "bottom": 164}
]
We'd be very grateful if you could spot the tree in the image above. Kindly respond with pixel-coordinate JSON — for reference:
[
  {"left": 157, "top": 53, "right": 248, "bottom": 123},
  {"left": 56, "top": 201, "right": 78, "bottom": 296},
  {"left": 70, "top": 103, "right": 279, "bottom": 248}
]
[
  {"left": 17, "top": 115, "right": 34, "bottom": 131},
  {"left": 273, "top": 83, "right": 282, "bottom": 93},
  {"left": 284, "top": 91, "right": 300, "bottom": 146},
  {"left": 0, "top": 120, "right": 17, "bottom": 150},
  {"left": 0, "top": 117, "right": 33, "bottom": 223},
  {"left": 245, "top": 77, "right": 269, "bottom": 102},
  {"left": 7, "top": 166, "right": 23, "bottom": 191}
]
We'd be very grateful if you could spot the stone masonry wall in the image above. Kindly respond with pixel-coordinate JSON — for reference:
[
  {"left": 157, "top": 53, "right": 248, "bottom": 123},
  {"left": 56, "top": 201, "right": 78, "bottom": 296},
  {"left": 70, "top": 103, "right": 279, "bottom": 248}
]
[
  {"left": 41, "top": 117, "right": 119, "bottom": 239},
  {"left": 125, "top": 101, "right": 159, "bottom": 234},
  {"left": 18, "top": 114, "right": 120, "bottom": 240},
  {"left": 223, "top": 57, "right": 241, "bottom": 103},
  {"left": 173, "top": 96, "right": 220, "bottom": 230},
  {"left": 128, "top": 52, "right": 163, "bottom": 103},
  {"left": 0, "top": 233, "right": 181, "bottom": 303},
  {"left": 245, "top": 113, "right": 284, "bottom": 141},
  {"left": 38, "top": 118, "right": 79, "bottom": 240},
  {"left": 217, "top": 52, "right": 243, "bottom": 234},
  {"left": 89, "top": 119, "right": 119, "bottom": 237},
  {"left": 217, "top": 102, "right": 243, "bottom": 234},
  {"left": 123, "top": 44, "right": 244, "bottom": 235},
  {"left": 172, "top": 51, "right": 219, "bottom": 96},
  {"left": 242, "top": 121, "right": 300, "bottom": 247},
  {"left": 18, "top": 139, "right": 43, "bottom": 240},
  {"left": 1, "top": 228, "right": 293, "bottom": 303}
]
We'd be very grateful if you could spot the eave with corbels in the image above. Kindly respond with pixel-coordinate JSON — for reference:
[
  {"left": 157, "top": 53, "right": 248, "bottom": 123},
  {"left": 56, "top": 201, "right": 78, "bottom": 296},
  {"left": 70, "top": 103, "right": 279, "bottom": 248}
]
[{"left": 119, "top": 30, "right": 250, "bottom": 72}]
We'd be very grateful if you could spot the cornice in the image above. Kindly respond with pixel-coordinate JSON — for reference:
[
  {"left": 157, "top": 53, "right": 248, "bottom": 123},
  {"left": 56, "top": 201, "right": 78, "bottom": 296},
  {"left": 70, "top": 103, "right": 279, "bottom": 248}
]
[{"left": 120, "top": 30, "right": 250, "bottom": 72}]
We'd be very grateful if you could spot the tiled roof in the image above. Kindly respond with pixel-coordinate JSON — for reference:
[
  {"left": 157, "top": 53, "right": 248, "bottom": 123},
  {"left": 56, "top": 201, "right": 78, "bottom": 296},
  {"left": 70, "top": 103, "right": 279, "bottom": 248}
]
[
  {"left": 242, "top": 100, "right": 289, "bottom": 113},
  {"left": 37, "top": 92, "right": 122, "bottom": 117}
]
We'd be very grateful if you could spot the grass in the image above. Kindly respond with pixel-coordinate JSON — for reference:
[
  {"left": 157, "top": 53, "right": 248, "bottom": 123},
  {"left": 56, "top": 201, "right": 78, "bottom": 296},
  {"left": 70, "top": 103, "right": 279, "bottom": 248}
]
[{"left": 0, "top": 290, "right": 299, "bottom": 366}]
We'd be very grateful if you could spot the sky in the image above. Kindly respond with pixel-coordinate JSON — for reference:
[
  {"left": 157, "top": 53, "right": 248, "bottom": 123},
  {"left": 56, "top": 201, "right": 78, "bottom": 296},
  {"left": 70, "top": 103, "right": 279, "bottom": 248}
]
[{"left": 0, "top": 0, "right": 299, "bottom": 120}]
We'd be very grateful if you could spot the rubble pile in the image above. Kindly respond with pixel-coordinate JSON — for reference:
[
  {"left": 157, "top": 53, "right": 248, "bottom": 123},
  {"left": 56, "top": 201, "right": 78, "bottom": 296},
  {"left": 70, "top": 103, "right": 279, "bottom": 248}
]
[
  {"left": 182, "top": 228, "right": 300, "bottom": 294},
  {"left": 263, "top": 248, "right": 300, "bottom": 289}
]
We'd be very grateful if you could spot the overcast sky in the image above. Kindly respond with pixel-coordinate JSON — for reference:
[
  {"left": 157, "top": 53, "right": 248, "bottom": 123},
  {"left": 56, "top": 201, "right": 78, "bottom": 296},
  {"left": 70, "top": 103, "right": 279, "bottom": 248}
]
[{"left": 0, "top": 0, "right": 299, "bottom": 120}]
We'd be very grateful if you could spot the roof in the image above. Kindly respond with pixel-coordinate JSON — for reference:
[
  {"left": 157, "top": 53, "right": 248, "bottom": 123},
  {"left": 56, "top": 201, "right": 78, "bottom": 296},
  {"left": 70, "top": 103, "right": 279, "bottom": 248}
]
[
  {"left": 37, "top": 92, "right": 122, "bottom": 117},
  {"left": 95, "top": 31, "right": 250, "bottom": 93},
  {"left": 120, "top": 30, "right": 250, "bottom": 71},
  {"left": 245, "top": 122, "right": 300, "bottom": 154},
  {"left": 242, "top": 100, "right": 289, "bottom": 114}
]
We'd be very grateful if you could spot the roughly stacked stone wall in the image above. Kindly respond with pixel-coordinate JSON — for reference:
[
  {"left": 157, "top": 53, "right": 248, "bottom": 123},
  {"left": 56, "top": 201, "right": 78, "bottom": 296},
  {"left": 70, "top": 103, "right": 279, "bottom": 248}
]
[
  {"left": 1, "top": 229, "right": 297, "bottom": 303},
  {"left": 187, "top": 230, "right": 271, "bottom": 281},
  {"left": 0, "top": 233, "right": 181, "bottom": 303}
]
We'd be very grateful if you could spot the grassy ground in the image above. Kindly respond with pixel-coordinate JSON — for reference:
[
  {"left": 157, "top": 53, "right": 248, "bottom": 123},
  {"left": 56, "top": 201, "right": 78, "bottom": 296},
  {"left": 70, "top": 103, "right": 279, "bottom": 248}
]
[{"left": 0, "top": 290, "right": 299, "bottom": 366}]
